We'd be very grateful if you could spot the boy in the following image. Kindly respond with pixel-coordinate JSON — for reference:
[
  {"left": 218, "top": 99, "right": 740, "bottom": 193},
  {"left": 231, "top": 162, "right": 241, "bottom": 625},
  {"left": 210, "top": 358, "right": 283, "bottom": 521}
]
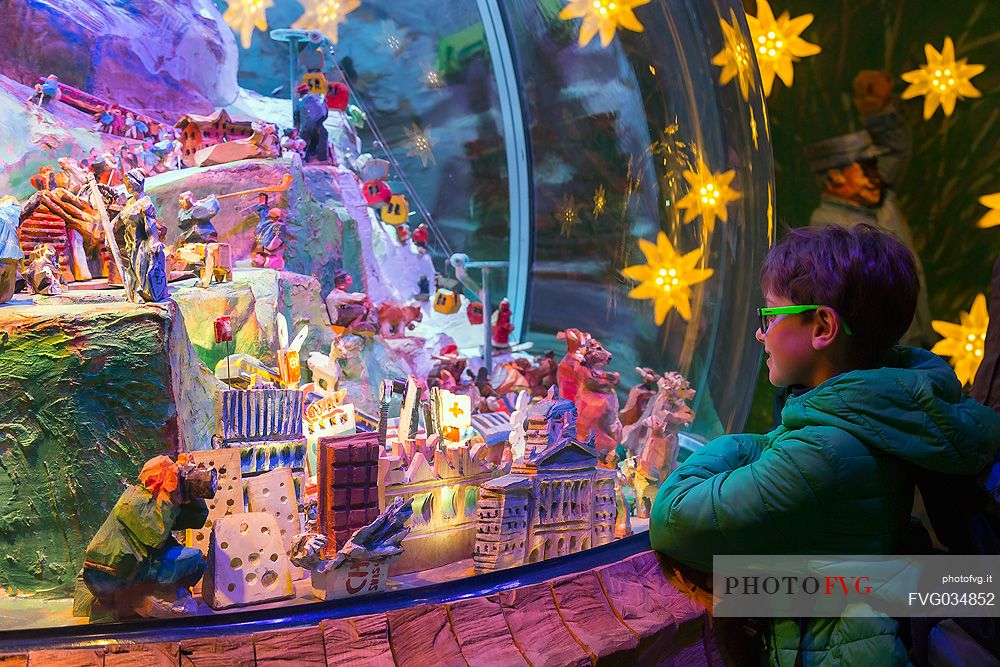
[{"left": 650, "top": 224, "right": 1000, "bottom": 665}]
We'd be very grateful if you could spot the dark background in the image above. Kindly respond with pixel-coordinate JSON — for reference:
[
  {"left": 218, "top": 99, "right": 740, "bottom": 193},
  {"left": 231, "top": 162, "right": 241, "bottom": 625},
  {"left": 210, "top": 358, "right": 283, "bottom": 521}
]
[{"left": 742, "top": 0, "right": 1000, "bottom": 432}]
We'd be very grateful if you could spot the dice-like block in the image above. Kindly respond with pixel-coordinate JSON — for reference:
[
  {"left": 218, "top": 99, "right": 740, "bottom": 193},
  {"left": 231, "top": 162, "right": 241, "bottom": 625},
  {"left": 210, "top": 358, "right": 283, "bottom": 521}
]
[
  {"left": 179, "top": 448, "right": 245, "bottom": 555},
  {"left": 202, "top": 512, "right": 294, "bottom": 610}
]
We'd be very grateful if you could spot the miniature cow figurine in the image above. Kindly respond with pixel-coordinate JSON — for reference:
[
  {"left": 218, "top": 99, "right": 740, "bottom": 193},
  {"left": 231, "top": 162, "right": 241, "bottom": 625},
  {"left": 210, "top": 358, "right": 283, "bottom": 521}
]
[
  {"left": 376, "top": 301, "right": 422, "bottom": 338},
  {"left": 556, "top": 328, "right": 622, "bottom": 451}
]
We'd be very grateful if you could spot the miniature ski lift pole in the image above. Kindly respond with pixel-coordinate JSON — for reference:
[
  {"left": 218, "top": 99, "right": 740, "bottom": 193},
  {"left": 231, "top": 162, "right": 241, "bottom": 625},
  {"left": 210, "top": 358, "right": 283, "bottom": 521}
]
[{"left": 448, "top": 254, "right": 509, "bottom": 373}]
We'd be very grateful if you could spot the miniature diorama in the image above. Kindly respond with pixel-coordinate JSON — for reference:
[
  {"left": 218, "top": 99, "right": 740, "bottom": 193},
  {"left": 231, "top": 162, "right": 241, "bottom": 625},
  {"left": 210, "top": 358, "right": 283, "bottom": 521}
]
[{"left": 0, "top": 0, "right": 772, "bottom": 647}]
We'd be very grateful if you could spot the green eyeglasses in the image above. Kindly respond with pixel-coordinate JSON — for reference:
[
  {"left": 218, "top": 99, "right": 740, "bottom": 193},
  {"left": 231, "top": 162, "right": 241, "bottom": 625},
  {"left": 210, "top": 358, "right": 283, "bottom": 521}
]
[{"left": 758, "top": 304, "right": 854, "bottom": 336}]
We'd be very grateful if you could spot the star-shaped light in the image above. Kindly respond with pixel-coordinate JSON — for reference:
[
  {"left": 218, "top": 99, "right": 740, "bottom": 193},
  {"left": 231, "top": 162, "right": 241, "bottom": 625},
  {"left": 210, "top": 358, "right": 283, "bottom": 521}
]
[
  {"left": 901, "top": 37, "right": 985, "bottom": 119},
  {"left": 593, "top": 185, "right": 607, "bottom": 217},
  {"left": 712, "top": 9, "right": 756, "bottom": 101},
  {"left": 931, "top": 293, "right": 989, "bottom": 386},
  {"left": 557, "top": 194, "right": 582, "bottom": 236},
  {"left": 746, "top": 0, "right": 821, "bottom": 97},
  {"left": 293, "top": 0, "right": 360, "bottom": 44},
  {"left": 223, "top": 0, "right": 273, "bottom": 49},
  {"left": 423, "top": 66, "right": 445, "bottom": 90},
  {"left": 621, "top": 232, "right": 714, "bottom": 323},
  {"left": 403, "top": 122, "right": 436, "bottom": 167},
  {"left": 377, "top": 20, "right": 407, "bottom": 56},
  {"left": 558, "top": 0, "right": 650, "bottom": 48},
  {"left": 675, "top": 159, "right": 740, "bottom": 233},
  {"left": 976, "top": 193, "right": 1000, "bottom": 229}
]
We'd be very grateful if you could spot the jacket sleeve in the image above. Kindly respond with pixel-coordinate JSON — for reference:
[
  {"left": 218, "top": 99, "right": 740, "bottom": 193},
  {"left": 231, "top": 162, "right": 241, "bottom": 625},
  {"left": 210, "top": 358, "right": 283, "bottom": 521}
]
[{"left": 649, "top": 431, "right": 836, "bottom": 572}]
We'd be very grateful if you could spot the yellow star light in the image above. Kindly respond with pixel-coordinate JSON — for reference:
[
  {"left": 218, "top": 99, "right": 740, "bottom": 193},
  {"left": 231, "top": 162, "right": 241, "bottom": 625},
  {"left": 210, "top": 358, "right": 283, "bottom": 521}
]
[
  {"left": 745, "top": 0, "right": 821, "bottom": 97},
  {"left": 293, "top": 0, "right": 361, "bottom": 44},
  {"left": 901, "top": 37, "right": 985, "bottom": 119},
  {"left": 675, "top": 159, "right": 740, "bottom": 234},
  {"left": 593, "top": 184, "right": 606, "bottom": 217},
  {"left": 712, "top": 9, "right": 756, "bottom": 101},
  {"left": 223, "top": 0, "right": 273, "bottom": 49},
  {"left": 403, "top": 122, "right": 436, "bottom": 167},
  {"left": 931, "top": 293, "right": 989, "bottom": 386},
  {"left": 976, "top": 193, "right": 1000, "bottom": 229},
  {"left": 621, "top": 232, "right": 714, "bottom": 324},
  {"left": 558, "top": 0, "right": 650, "bottom": 49},
  {"left": 557, "top": 194, "right": 582, "bottom": 236}
]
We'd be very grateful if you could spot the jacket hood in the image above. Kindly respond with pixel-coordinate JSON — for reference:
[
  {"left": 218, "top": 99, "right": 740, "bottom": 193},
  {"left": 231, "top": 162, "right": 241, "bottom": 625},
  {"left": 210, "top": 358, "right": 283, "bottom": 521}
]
[{"left": 780, "top": 346, "right": 1000, "bottom": 474}]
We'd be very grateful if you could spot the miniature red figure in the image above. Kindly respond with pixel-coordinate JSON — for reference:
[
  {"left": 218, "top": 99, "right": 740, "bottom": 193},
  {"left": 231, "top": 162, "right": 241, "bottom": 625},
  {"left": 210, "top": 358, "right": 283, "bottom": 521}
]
[
  {"left": 556, "top": 328, "right": 622, "bottom": 451},
  {"left": 491, "top": 298, "right": 514, "bottom": 348},
  {"left": 411, "top": 223, "right": 429, "bottom": 251},
  {"left": 395, "top": 225, "right": 409, "bottom": 244}
]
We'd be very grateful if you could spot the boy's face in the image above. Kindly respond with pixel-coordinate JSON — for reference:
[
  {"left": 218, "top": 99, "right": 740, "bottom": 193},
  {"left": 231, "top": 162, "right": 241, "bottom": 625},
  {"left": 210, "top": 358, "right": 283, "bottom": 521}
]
[{"left": 756, "top": 292, "right": 819, "bottom": 388}]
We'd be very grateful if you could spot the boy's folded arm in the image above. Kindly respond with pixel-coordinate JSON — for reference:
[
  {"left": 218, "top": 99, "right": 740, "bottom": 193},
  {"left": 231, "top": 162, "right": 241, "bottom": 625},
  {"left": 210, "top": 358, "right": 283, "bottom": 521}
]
[{"left": 650, "top": 432, "right": 835, "bottom": 572}]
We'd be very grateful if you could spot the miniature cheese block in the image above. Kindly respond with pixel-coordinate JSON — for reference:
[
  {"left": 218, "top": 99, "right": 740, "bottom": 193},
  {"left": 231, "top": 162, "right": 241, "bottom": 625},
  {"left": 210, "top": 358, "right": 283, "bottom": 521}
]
[
  {"left": 202, "top": 512, "right": 294, "bottom": 610},
  {"left": 246, "top": 467, "right": 305, "bottom": 580},
  {"left": 246, "top": 468, "right": 300, "bottom": 552},
  {"left": 181, "top": 448, "right": 245, "bottom": 555}
]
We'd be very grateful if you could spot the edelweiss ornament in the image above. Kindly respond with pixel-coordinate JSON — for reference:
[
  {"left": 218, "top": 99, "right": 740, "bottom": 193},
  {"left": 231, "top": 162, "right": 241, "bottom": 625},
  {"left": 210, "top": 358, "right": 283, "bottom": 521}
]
[
  {"left": 745, "top": 0, "right": 821, "bottom": 97},
  {"left": 976, "top": 193, "right": 1000, "bottom": 229},
  {"left": 931, "top": 293, "right": 988, "bottom": 386},
  {"left": 558, "top": 0, "right": 650, "bottom": 49},
  {"left": 403, "top": 122, "right": 436, "bottom": 167},
  {"left": 223, "top": 0, "right": 273, "bottom": 49},
  {"left": 712, "top": 9, "right": 756, "bottom": 101},
  {"left": 621, "top": 232, "right": 713, "bottom": 324},
  {"left": 293, "top": 0, "right": 361, "bottom": 44},
  {"left": 675, "top": 159, "right": 740, "bottom": 234},
  {"left": 901, "top": 37, "right": 985, "bottom": 119}
]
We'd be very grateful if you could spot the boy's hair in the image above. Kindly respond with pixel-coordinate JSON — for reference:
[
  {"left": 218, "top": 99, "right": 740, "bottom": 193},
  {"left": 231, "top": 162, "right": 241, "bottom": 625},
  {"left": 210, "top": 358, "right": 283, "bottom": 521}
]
[{"left": 761, "top": 223, "right": 918, "bottom": 366}]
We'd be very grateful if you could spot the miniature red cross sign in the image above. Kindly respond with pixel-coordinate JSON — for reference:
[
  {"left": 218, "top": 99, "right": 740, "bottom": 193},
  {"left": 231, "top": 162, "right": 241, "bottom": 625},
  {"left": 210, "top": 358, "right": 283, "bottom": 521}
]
[{"left": 448, "top": 402, "right": 464, "bottom": 419}]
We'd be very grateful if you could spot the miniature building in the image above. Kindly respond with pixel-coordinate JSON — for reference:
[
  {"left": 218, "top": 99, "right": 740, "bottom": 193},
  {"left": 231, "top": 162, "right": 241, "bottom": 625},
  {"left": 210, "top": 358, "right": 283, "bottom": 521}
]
[
  {"left": 376, "top": 378, "right": 507, "bottom": 574},
  {"left": 473, "top": 414, "right": 617, "bottom": 573},
  {"left": 217, "top": 387, "right": 307, "bottom": 488},
  {"left": 175, "top": 109, "right": 255, "bottom": 167},
  {"left": 318, "top": 431, "right": 381, "bottom": 553},
  {"left": 17, "top": 207, "right": 73, "bottom": 281}
]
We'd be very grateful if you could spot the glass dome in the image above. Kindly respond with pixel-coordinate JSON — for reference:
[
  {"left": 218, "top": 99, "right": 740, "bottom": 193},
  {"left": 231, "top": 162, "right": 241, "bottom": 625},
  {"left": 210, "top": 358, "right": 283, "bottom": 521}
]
[
  {"left": 319, "top": 0, "right": 773, "bottom": 436},
  {"left": 0, "top": 0, "right": 771, "bottom": 631}
]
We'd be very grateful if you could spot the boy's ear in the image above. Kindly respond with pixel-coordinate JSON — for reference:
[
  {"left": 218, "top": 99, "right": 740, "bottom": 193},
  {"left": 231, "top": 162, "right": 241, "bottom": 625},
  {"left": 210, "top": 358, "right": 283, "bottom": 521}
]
[{"left": 811, "top": 307, "right": 843, "bottom": 350}]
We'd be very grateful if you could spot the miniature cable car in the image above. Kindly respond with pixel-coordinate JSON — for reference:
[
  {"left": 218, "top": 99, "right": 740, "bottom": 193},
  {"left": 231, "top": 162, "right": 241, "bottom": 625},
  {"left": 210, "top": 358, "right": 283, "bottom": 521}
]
[
  {"left": 362, "top": 179, "right": 392, "bottom": 208},
  {"left": 302, "top": 71, "right": 328, "bottom": 95},
  {"left": 326, "top": 82, "right": 350, "bottom": 111},
  {"left": 467, "top": 301, "right": 484, "bottom": 325},
  {"left": 433, "top": 288, "right": 461, "bottom": 315},
  {"left": 381, "top": 194, "right": 409, "bottom": 225}
]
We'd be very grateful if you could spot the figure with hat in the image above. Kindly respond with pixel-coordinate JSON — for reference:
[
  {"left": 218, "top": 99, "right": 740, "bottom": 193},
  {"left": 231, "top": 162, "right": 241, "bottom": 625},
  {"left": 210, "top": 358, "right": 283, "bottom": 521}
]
[
  {"left": 176, "top": 191, "right": 220, "bottom": 245},
  {"left": 804, "top": 70, "right": 932, "bottom": 348},
  {"left": 324, "top": 269, "right": 377, "bottom": 335},
  {"left": 108, "top": 169, "right": 167, "bottom": 303},
  {"left": 294, "top": 83, "right": 330, "bottom": 163},
  {"left": 250, "top": 193, "right": 287, "bottom": 271}
]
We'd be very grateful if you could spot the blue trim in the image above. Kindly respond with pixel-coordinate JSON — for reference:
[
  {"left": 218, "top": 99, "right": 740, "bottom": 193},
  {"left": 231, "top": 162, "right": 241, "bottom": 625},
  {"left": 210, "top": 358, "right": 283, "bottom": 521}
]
[
  {"left": 477, "top": 0, "right": 534, "bottom": 343},
  {"left": 0, "top": 534, "right": 651, "bottom": 652}
]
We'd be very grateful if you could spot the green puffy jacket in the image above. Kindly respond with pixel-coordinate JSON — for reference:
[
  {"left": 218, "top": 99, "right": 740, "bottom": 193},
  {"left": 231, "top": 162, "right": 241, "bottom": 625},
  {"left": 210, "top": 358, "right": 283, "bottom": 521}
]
[{"left": 650, "top": 346, "right": 1000, "bottom": 666}]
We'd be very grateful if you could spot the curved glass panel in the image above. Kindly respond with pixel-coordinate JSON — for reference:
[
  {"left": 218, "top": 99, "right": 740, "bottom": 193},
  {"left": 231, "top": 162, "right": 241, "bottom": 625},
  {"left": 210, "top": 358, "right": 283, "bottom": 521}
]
[{"left": 0, "top": 0, "right": 770, "bottom": 631}]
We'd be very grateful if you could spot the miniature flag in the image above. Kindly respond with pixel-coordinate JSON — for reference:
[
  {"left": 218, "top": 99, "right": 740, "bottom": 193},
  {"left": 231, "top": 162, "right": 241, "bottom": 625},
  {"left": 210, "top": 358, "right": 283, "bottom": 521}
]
[{"left": 214, "top": 316, "right": 233, "bottom": 343}]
